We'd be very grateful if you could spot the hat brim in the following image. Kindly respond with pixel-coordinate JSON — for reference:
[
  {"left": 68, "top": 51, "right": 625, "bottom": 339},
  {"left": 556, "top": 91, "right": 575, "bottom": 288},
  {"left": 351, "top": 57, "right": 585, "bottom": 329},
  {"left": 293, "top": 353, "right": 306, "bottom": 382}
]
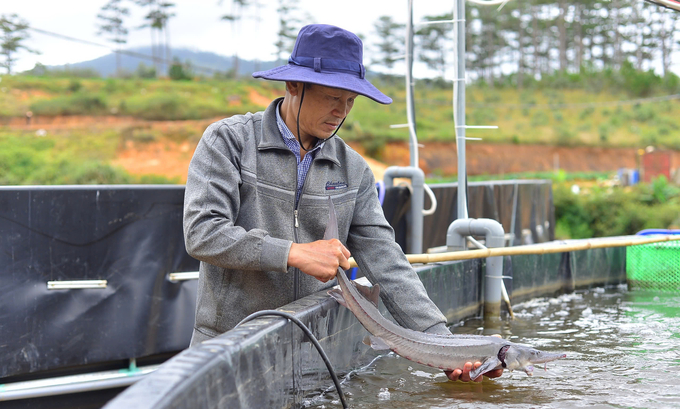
[{"left": 253, "top": 64, "right": 392, "bottom": 105}]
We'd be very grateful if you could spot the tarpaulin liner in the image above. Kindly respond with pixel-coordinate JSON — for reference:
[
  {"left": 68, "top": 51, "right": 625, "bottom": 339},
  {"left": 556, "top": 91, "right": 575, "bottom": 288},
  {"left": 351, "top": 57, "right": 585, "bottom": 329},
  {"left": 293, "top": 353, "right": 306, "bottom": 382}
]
[
  {"left": 422, "top": 180, "right": 554, "bottom": 251},
  {"left": 382, "top": 180, "right": 554, "bottom": 253},
  {"left": 104, "top": 284, "right": 375, "bottom": 409},
  {"left": 0, "top": 180, "right": 553, "bottom": 381},
  {"left": 0, "top": 186, "right": 199, "bottom": 379}
]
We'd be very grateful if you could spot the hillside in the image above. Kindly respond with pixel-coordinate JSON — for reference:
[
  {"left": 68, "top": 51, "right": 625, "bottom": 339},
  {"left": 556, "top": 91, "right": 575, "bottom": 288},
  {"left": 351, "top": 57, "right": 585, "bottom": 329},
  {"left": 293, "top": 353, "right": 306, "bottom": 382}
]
[
  {"left": 1, "top": 72, "right": 679, "bottom": 184},
  {"left": 37, "top": 47, "right": 280, "bottom": 78}
]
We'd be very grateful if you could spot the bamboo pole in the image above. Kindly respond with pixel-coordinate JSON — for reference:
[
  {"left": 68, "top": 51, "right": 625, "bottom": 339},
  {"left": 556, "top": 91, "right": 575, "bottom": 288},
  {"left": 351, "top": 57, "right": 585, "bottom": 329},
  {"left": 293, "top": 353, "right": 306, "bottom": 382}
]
[{"left": 348, "top": 235, "right": 680, "bottom": 268}]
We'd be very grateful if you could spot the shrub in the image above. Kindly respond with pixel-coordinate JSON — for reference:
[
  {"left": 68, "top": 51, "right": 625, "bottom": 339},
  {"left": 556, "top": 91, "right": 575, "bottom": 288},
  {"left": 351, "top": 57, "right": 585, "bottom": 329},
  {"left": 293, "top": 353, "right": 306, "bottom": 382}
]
[
  {"left": 579, "top": 107, "right": 595, "bottom": 120},
  {"left": 136, "top": 63, "right": 157, "bottom": 79},
  {"left": 530, "top": 111, "right": 549, "bottom": 126},
  {"left": 169, "top": 58, "right": 193, "bottom": 81},
  {"left": 598, "top": 124, "right": 610, "bottom": 143},
  {"left": 553, "top": 184, "right": 593, "bottom": 239},
  {"left": 30, "top": 93, "right": 109, "bottom": 116},
  {"left": 632, "top": 103, "right": 656, "bottom": 122},
  {"left": 554, "top": 125, "right": 576, "bottom": 146},
  {"left": 620, "top": 61, "right": 662, "bottom": 97},
  {"left": 471, "top": 108, "right": 497, "bottom": 125},
  {"left": 553, "top": 178, "right": 680, "bottom": 239},
  {"left": 123, "top": 93, "right": 226, "bottom": 120}
]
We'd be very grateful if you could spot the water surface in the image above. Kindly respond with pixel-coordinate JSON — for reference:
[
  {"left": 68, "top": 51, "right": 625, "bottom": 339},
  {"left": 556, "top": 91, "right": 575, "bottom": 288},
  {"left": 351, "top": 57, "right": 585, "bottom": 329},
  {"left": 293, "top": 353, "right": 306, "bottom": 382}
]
[{"left": 306, "top": 285, "right": 680, "bottom": 408}]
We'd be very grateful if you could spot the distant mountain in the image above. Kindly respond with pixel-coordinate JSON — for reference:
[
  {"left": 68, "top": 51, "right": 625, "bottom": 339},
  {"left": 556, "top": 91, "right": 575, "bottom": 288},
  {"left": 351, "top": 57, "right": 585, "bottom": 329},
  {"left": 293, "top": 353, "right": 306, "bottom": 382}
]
[{"left": 46, "top": 46, "right": 280, "bottom": 77}]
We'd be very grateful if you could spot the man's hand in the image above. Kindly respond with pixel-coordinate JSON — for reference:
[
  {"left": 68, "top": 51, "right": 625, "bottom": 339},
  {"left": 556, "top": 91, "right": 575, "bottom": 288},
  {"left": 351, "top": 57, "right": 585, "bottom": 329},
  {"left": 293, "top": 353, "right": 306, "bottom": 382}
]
[
  {"left": 444, "top": 334, "right": 504, "bottom": 382},
  {"left": 288, "top": 239, "right": 351, "bottom": 282},
  {"left": 444, "top": 362, "right": 504, "bottom": 382}
]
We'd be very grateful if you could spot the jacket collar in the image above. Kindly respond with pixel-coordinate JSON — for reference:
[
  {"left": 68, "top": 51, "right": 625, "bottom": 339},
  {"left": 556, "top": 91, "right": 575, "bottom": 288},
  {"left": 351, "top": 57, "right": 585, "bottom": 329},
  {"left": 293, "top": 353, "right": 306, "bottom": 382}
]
[{"left": 259, "top": 97, "right": 341, "bottom": 167}]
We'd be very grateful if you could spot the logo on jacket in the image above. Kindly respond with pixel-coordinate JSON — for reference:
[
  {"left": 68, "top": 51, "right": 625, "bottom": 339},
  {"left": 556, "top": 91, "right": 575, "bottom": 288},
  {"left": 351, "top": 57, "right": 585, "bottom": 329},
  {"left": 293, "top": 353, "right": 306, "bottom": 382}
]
[{"left": 325, "top": 181, "right": 348, "bottom": 190}]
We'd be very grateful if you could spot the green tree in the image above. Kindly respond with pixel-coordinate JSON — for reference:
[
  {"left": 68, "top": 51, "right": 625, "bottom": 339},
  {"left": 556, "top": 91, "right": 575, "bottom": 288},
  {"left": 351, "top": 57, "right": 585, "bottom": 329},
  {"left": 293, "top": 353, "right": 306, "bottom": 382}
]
[
  {"left": 0, "top": 14, "right": 38, "bottom": 74},
  {"left": 135, "top": 0, "right": 175, "bottom": 76},
  {"left": 466, "top": 4, "right": 508, "bottom": 86},
  {"left": 372, "top": 15, "right": 404, "bottom": 74},
  {"left": 274, "top": 0, "right": 304, "bottom": 64},
  {"left": 168, "top": 57, "right": 193, "bottom": 80},
  {"left": 97, "top": 0, "right": 130, "bottom": 77},
  {"left": 651, "top": 6, "right": 680, "bottom": 76},
  {"left": 135, "top": 62, "right": 156, "bottom": 78},
  {"left": 416, "top": 13, "right": 453, "bottom": 80}
]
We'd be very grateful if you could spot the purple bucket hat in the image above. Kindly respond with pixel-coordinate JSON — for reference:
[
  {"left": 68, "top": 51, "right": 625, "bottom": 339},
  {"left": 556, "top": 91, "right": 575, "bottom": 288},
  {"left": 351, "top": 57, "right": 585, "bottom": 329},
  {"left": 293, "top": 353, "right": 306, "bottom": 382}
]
[{"left": 253, "top": 24, "right": 392, "bottom": 105}]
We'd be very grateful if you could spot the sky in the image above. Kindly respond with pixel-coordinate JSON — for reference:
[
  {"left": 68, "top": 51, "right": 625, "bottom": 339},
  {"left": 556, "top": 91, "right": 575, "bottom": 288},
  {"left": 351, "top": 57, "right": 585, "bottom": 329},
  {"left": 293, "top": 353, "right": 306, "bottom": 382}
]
[
  {"left": 4, "top": 0, "right": 678, "bottom": 77},
  {"left": 4, "top": 0, "right": 457, "bottom": 75}
]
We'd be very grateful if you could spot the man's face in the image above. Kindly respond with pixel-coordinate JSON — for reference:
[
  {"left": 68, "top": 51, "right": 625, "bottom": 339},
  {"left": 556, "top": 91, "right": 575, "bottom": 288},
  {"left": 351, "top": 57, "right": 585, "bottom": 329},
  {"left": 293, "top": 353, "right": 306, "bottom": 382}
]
[{"left": 298, "top": 84, "right": 358, "bottom": 140}]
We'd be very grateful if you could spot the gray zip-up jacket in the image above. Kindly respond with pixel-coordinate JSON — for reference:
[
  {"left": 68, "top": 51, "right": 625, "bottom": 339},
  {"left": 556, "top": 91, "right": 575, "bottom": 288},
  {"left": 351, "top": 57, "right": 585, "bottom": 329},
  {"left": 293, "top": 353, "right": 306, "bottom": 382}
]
[{"left": 183, "top": 98, "right": 448, "bottom": 344}]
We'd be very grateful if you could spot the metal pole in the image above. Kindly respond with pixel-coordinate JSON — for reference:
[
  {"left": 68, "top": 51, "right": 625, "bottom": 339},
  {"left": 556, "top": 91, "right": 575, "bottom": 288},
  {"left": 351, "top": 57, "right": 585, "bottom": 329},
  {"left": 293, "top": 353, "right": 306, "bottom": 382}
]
[
  {"left": 454, "top": 0, "right": 468, "bottom": 219},
  {"left": 406, "top": 0, "right": 418, "bottom": 168}
]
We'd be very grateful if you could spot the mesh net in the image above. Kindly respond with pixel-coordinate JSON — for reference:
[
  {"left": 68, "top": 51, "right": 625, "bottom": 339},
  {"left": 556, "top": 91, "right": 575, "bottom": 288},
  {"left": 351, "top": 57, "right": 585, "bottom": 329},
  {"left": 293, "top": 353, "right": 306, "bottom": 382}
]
[{"left": 627, "top": 240, "right": 680, "bottom": 291}]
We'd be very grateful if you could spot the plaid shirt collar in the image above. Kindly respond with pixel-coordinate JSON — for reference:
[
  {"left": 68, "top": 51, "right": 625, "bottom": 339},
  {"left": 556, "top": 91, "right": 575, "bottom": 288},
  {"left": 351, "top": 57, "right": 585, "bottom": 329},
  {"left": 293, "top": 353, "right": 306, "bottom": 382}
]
[
  {"left": 275, "top": 101, "right": 324, "bottom": 157},
  {"left": 276, "top": 101, "right": 325, "bottom": 205}
]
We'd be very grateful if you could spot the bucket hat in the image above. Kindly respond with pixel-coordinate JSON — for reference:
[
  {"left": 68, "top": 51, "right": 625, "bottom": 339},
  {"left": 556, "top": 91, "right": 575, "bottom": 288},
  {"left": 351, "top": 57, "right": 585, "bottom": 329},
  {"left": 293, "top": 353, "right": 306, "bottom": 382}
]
[{"left": 253, "top": 24, "right": 392, "bottom": 105}]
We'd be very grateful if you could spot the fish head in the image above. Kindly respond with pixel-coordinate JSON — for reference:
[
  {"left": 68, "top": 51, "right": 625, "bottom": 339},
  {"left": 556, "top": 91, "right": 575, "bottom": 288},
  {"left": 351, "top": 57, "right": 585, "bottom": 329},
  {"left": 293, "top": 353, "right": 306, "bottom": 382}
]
[{"left": 499, "top": 345, "right": 566, "bottom": 376}]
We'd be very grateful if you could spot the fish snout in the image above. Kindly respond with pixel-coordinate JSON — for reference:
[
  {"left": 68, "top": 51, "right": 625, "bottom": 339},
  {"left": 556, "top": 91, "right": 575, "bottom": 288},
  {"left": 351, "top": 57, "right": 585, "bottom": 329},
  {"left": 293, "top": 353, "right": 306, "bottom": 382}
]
[{"left": 532, "top": 352, "right": 567, "bottom": 364}]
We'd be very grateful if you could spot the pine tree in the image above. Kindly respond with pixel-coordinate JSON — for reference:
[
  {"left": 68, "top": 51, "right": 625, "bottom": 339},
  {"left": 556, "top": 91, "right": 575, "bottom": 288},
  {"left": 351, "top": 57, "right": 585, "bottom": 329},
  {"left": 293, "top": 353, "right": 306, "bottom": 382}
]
[
  {"left": 372, "top": 16, "right": 405, "bottom": 75},
  {"left": 416, "top": 13, "right": 453, "bottom": 80},
  {"left": 274, "top": 0, "right": 304, "bottom": 64},
  {"left": 0, "top": 14, "right": 37, "bottom": 75},
  {"left": 135, "top": 0, "right": 175, "bottom": 76},
  {"left": 96, "top": 0, "right": 130, "bottom": 77}
]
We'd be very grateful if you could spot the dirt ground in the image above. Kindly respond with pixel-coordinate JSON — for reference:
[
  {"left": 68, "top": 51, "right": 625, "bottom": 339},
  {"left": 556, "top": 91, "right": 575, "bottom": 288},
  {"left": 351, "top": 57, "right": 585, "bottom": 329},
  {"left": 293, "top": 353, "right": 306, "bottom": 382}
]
[
  {"left": 111, "top": 136, "right": 665, "bottom": 183},
  {"left": 7, "top": 113, "right": 678, "bottom": 183},
  {"left": 380, "top": 142, "right": 652, "bottom": 176}
]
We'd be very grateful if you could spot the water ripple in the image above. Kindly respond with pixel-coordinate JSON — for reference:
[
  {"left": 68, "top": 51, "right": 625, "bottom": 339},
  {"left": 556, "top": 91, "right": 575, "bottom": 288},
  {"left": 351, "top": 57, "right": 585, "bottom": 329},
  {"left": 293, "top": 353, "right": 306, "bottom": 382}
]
[{"left": 307, "top": 287, "right": 680, "bottom": 408}]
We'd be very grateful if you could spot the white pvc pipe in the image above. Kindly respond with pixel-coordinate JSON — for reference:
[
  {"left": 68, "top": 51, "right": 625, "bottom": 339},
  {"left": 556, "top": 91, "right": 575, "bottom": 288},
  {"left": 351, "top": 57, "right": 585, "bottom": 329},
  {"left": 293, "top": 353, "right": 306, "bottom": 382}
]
[{"left": 0, "top": 365, "right": 158, "bottom": 401}]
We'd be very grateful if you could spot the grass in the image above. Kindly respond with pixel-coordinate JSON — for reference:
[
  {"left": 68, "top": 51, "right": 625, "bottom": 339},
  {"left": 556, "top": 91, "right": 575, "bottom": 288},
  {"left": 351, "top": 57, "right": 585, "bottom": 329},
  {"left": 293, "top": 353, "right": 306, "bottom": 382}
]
[
  {"left": 427, "top": 170, "right": 614, "bottom": 184},
  {"left": 2, "top": 73, "right": 680, "bottom": 151},
  {"left": 1, "top": 69, "right": 679, "bottom": 190},
  {"left": 0, "top": 128, "right": 178, "bottom": 185},
  {"left": 1, "top": 71, "right": 678, "bottom": 240}
]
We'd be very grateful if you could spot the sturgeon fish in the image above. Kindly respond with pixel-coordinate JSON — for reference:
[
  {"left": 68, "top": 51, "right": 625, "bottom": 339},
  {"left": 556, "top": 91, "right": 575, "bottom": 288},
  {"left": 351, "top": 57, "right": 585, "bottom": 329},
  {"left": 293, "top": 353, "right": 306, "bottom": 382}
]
[{"left": 324, "top": 198, "right": 565, "bottom": 380}]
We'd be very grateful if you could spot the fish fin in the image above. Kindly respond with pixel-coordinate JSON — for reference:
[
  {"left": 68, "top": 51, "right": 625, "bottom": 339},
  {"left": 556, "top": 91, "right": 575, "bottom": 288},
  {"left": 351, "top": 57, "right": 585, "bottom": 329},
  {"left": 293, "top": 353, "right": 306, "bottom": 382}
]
[
  {"left": 323, "top": 196, "right": 339, "bottom": 241},
  {"left": 327, "top": 288, "right": 348, "bottom": 308},
  {"left": 469, "top": 358, "right": 501, "bottom": 380},
  {"left": 363, "top": 335, "right": 390, "bottom": 351},
  {"left": 353, "top": 282, "right": 381, "bottom": 308}
]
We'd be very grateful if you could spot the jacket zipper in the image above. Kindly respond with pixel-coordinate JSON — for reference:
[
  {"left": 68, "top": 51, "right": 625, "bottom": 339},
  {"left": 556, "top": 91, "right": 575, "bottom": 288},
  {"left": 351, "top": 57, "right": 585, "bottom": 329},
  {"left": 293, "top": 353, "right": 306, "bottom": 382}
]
[{"left": 292, "top": 158, "right": 317, "bottom": 301}]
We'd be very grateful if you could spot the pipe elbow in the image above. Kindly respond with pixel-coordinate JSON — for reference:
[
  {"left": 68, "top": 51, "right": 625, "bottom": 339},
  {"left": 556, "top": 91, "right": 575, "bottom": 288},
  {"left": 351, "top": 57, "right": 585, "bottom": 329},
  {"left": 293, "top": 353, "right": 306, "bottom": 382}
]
[
  {"left": 446, "top": 219, "right": 472, "bottom": 250},
  {"left": 447, "top": 218, "right": 505, "bottom": 250},
  {"left": 471, "top": 218, "right": 505, "bottom": 248},
  {"left": 383, "top": 166, "right": 424, "bottom": 187}
]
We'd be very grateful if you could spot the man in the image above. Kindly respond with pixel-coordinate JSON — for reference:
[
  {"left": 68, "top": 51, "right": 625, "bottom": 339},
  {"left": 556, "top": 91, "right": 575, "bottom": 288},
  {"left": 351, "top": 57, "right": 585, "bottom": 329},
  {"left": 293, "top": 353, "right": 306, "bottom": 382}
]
[{"left": 183, "top": 23, "right": 502, "bottom": 382}]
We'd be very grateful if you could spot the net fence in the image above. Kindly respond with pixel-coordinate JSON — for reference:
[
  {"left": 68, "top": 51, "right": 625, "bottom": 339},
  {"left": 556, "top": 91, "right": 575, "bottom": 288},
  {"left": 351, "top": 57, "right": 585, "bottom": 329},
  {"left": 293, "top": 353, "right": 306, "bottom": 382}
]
[{"left": 627, "top": 240, "right": 680, "bottom": 291}]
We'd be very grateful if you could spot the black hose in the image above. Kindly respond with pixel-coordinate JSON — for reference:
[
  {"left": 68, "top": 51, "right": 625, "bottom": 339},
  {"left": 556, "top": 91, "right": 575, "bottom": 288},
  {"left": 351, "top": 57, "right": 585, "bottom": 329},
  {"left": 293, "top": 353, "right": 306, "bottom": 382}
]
[{"left": 235, "top": 310, "right": 349, "bottom": 409}]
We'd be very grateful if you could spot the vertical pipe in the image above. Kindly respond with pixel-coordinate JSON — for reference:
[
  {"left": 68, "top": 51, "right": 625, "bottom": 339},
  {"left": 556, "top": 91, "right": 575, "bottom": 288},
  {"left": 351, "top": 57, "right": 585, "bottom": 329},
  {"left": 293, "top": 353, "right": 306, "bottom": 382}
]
[
  {"left": 454, "top": 0, "right": 468, "bottom": 220},
  {"left": 409, "top": 168, "right": 425, "bottom": 254},
  {"left": 446, "top": 218, "right": 505, "bottom": 319},
  {"left": 405, "top": 0, "right": 418, "bottom": 168}
]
